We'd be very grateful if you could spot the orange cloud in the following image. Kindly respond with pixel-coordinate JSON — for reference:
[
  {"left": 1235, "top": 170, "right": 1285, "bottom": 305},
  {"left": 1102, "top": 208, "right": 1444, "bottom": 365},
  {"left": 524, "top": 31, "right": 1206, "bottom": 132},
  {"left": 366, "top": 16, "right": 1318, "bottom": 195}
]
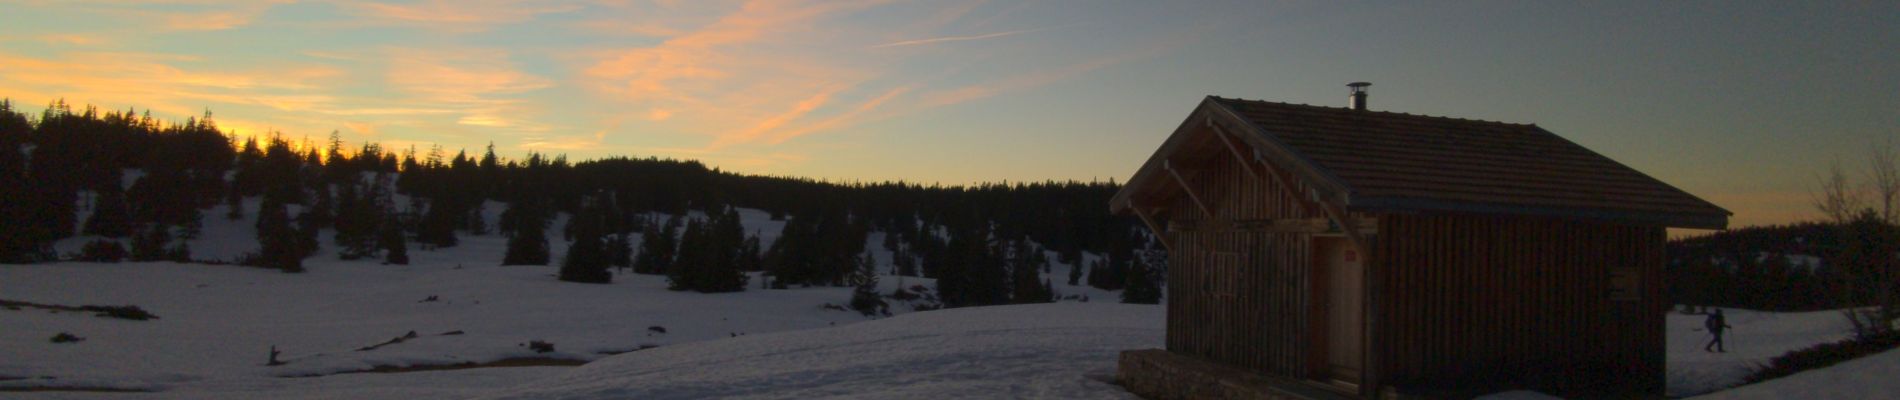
[
  {"left": 581, "top": 0, "right": 889, "bottom": 151},
  {"left": 36, "top": 34, "right": 104, "bottom": 46},
  {"left": 765, "top": 85, "right": 912, "bottom": 144},
  {"left": 710, "top": 86, "right": 845, "bottom": 149},
  {"left": 383, "top": 47, "right": 552, "bottom": 130}
]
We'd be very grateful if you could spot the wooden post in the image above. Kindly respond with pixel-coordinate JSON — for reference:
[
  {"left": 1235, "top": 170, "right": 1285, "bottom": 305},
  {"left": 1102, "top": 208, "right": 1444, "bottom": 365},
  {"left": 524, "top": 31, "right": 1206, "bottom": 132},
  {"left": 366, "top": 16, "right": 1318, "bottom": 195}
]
[
  {"left": 1166, "top": 160, "right": 1216, "bottom": 220},
  {"left": 1128, "top": 199, "right": 1173, "bottom": 253},
  {"left": 1209, "top": 120, "right": 1263, "bottom": 182}
]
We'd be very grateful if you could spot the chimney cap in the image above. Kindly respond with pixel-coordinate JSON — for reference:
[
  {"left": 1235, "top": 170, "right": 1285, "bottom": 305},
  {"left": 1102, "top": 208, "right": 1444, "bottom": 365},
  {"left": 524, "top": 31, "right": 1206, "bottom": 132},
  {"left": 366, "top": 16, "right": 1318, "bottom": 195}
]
[{"left": 1347, "top": 82, "right": 1370, "bottom": 110}]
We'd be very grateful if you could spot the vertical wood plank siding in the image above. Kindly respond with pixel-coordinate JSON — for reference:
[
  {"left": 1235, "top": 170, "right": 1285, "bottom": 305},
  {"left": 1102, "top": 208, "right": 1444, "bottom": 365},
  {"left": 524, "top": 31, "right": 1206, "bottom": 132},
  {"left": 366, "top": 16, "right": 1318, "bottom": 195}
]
[
  {"left": 1373, "top": 214, "right": 1666, "bottom": 395},
  {"left": 1164, "top": 146, "right": 1322, "bottom": 378},
  {"left": 1160, "top": 134, "right": 1667, "bottom": 396}
]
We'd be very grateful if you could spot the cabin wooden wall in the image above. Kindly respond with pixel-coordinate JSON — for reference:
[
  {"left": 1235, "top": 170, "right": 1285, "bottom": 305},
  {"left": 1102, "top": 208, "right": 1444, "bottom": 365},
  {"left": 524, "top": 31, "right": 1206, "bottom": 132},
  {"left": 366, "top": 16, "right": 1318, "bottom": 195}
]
[
  {"left": 1162, "top": 147, "right": 1324, "bottom": 378},
  {"left": 1373, "top": 214, "right": 1666, "bottom": 396}
]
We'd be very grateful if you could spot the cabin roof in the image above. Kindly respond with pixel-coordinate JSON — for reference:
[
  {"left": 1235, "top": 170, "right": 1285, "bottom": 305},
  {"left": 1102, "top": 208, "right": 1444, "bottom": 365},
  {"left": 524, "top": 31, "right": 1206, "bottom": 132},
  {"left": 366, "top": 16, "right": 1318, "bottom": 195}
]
[{"left": 1111, "top": 96, "right": 1730, "bottom": 229}]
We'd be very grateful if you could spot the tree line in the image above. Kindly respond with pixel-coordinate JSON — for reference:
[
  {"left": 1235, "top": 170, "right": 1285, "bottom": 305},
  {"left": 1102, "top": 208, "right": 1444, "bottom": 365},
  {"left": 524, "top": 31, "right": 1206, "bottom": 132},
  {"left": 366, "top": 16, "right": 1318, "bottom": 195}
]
[{"left": 0, "top": 99, "right": 1162, "bottom": 305}]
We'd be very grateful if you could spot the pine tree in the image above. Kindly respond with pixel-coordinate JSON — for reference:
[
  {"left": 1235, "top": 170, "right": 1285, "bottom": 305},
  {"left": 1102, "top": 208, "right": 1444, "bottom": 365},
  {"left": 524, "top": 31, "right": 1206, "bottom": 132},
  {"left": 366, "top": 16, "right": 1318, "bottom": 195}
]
[
  {"left": 560, "top": 199, "right": 612, "bottom": 284},
  {"left": 633, "top": 218, "right": 676, "bottom": 274},
  {"left": 848, "top": 250, "right": 887, "bottom": 316},
  {"left": 84, "top": 181, "right": 133, "bottom": 238},
  {"left": 1122, "top": 257, "right": 1161, "bottom": 304},
  {"left": 667, "top": 220, "right": 705, "bottom": 290},
  {"left": 380, "top": 214, "right": 409, "bottom": 265},
  {"left": 1068, "top": 256, "right": 1083, "bottom": 286},
  {"left": 256, "top": 199, "right": 304, "bottom": 273},
  {"left": 1010, "top": 240, "right": 1052, "bottom": 304},
  {"left": 466, "top": 202, "right": 488, "bottom": 235},
  {"left": 501, "top": 198, "right": 550, "bottom": 266},
  {"left": 130, "top": 224, "right": 171, "bottom": 262},
  {"left": 224, "top": 187, "right": 245, "bottom": 220},
  {"left": 417, "top": 197, "right": 459, "bottom": 249},
  {"left": 333, "top": 181, "right": 379, "bottom": 259},
  {"left": 609, "top": 233, "right": 633, "bottom": 271}
]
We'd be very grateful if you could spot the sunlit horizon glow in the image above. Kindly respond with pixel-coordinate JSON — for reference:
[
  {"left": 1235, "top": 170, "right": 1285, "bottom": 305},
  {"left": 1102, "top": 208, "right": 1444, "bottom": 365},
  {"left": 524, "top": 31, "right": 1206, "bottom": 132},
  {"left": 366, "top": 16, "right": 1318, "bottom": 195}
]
[{"left": 3, "top": 1, "right": 1897, "bottom": 230}]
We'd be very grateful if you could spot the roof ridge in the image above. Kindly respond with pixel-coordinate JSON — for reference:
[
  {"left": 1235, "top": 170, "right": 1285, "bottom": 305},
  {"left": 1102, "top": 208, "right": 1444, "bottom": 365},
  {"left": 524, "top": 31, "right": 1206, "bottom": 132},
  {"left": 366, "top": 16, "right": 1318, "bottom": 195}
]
[{"left": 1209, "top": 95, "right": 1538, "bottom": 127}]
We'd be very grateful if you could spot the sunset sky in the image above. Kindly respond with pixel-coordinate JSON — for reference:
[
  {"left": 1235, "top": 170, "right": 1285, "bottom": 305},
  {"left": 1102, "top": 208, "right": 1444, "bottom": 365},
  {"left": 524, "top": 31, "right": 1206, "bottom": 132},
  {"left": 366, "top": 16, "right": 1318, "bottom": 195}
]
[{"left": 2, "top": 1, "right": 1896, "bottom": 229}]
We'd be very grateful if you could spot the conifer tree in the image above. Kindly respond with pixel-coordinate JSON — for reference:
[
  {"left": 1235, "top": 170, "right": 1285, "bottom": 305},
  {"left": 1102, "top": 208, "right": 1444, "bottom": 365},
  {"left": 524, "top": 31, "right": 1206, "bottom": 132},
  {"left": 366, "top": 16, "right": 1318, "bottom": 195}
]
[
  {"left": 667, "top": 219, "right": 706, "bottom": 290},
  {"left": 633, "top": 216, "right": 679, "bottom": 274},
  {"left": 1010, "top": 240, "right": 1053, "bottom": 304},
  {"left": 256, "top": 199, "right": 304, "bottom": 273},
  {"left": 560, "top": 198, "right": 612, "bottom": 283},
  {"left": 130, "top": 224, "right": 171, "bottom": 262},
  {"left": 380, "top": 214, "right": 409, "bottom": 265},
  {"left": 466, "top": 202, "right": 488, "bottom": 235},
  {"left": 609, "top": 233, "right": 633, "bottom": 271},
  {"left": 501, "top": 199, "right": 550, "bottom": 266},
  {"left": 848, "top": 249, "right": 887, "bottom": 316},
  {"left": 416, "top": 197, "right": 459, "bottom": 249},
  {"left": 84, "top": 181, "right": 133, "bottom": 238},
  {"left": 333, "top": 181, "right": 379, "bottom": 259},
  {"left": 224, "top": 187, "right": 245, "bottom": 220},
  {"left": 1068, "top": 257, "right": 1083, "bottom": 286},
  {"left": 1122, "top": 257, "right": 1161, "bottom": 304}
]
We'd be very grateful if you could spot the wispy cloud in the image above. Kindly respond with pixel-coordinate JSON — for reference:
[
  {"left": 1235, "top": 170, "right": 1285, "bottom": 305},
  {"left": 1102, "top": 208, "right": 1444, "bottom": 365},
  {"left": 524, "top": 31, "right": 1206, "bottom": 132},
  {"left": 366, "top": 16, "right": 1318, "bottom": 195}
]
[
  {"left": 36, "top": 34, "right": 106, "bottom": 46},
  {"left": 581, "top": 0, "right": 889, "bottom": 150},
  {"left": 870, "top": 28, "right": 1042, "bottom": 49},
  {"left": 383, "top": 47, "right": 552, "bottom": 130},
  {"left": 345, "top": 0, "right": 583, "bottom": 33}
]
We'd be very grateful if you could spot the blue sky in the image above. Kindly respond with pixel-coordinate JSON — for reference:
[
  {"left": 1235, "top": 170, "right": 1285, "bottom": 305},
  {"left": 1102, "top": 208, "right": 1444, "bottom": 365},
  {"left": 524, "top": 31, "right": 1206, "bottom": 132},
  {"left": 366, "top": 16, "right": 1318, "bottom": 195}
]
[{"left": 2, "top": 0, "right": 1896, "bottom": 228}]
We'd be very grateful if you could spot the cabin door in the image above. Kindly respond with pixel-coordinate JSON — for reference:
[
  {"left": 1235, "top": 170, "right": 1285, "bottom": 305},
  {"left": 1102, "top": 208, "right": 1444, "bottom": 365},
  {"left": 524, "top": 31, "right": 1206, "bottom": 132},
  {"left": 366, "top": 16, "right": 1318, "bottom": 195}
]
[{"left": 1312, "top": 237, "right": 1364, "bottom": 387}]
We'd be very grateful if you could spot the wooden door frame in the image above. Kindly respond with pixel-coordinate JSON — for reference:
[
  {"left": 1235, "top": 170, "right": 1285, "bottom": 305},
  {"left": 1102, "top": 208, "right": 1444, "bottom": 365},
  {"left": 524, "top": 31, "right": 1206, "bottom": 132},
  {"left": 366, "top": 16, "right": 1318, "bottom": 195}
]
[{"left": 1308, "top": 235, "right": 1365, "bottom": 390}]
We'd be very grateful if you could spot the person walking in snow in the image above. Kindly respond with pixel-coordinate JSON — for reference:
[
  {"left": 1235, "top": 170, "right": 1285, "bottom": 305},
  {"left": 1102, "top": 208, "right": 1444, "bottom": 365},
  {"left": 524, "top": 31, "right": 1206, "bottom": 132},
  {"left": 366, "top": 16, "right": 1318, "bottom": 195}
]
[{"left": 1704, "top": 308, "right": 1733, "bottom": 353}]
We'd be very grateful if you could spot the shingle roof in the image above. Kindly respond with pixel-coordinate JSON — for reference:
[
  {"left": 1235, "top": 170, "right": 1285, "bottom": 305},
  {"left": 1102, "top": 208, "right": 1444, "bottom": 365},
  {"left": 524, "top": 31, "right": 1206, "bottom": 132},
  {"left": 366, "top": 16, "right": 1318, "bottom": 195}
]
[{"left": 1112, "top": 96, "right": 1730, "bottom": 229}]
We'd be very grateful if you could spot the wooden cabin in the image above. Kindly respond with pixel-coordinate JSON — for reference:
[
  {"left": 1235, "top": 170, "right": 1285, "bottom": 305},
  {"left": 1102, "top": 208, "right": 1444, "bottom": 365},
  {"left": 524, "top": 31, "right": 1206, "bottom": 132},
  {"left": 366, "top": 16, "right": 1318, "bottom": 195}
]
[{"left": 1111, "top": 88, "right": 1728, "bottom": 399}]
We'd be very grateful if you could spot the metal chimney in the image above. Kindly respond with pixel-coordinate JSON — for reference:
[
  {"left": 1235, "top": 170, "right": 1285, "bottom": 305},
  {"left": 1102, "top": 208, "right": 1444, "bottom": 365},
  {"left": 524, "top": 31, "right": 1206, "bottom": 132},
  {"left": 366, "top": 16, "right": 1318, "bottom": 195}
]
[{"left": 1347, "top": 82, "right": 1370, "bottom": 110}]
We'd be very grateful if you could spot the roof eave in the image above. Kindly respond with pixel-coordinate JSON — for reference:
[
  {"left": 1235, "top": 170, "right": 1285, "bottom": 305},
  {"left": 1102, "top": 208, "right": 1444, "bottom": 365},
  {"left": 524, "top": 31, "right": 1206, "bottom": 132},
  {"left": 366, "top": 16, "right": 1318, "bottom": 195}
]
[
  {"left": 1350, "top": 196, "right": 1731, "bottom": 230},
  {"left": 1110, "top": 96, "right": 1225, "bottom": 215}
]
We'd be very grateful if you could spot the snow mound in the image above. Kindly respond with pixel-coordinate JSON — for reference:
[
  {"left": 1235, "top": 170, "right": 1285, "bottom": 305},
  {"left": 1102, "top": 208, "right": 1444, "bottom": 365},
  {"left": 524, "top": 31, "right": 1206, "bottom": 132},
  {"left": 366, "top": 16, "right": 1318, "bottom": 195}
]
[
  {"left": 1692, "top": 346, "right": 1900, "bottom": 399},
  {"left": 480, "top": 303, "right": 1164, "bottom": 400}
]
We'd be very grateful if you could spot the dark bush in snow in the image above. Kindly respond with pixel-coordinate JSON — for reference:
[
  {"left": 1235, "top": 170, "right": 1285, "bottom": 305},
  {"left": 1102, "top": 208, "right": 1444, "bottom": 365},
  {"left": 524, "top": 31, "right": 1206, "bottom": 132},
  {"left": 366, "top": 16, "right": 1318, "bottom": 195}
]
[
  {"left": 49, "top": 332, "right": 84, "bottom": 343},
  {"left": 84, "top": 304, "right": 158, "bottom": 320},
  {"left": 1743, "top": 330, "right": 1900, "bottom": 384},
  {"left": 76, "top": 239, "right": 128, "bottom": 262}
]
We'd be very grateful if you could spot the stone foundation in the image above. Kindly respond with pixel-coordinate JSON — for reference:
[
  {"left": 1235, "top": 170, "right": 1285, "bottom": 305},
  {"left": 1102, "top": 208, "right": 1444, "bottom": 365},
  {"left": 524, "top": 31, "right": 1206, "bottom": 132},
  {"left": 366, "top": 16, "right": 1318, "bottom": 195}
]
[{"left": 1117, "top": 349, "right": 1357, "bottom": 400}]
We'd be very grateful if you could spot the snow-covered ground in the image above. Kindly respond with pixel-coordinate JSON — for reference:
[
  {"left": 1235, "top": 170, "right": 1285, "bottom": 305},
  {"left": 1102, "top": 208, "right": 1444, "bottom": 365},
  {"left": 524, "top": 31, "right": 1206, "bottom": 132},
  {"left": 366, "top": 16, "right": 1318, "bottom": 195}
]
[
  {"left": 1667, "top": 308, "right": 1859, "bottom": 397},
  {"left": 6, "top": 200, "right": 1892, "bottom": 399},
  {"left": 2, "top": 205, "right": 1125, "bottom": 398},
  {"left": 480, "top": 303, "right": 1163, "bottom": 400},
  {"left": 3, "top": 248, "right": 1893, "bottom": 399}
]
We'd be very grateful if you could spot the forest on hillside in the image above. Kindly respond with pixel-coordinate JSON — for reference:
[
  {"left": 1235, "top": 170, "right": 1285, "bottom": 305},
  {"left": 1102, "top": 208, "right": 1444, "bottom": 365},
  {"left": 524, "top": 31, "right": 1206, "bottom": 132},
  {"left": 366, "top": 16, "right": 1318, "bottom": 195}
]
[
  {"left": 0, "top": 99, "right": 1163, "bottom": 308},
  {"left": 1668, "top": 221, "right": 1894, "bottom": 312}
]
